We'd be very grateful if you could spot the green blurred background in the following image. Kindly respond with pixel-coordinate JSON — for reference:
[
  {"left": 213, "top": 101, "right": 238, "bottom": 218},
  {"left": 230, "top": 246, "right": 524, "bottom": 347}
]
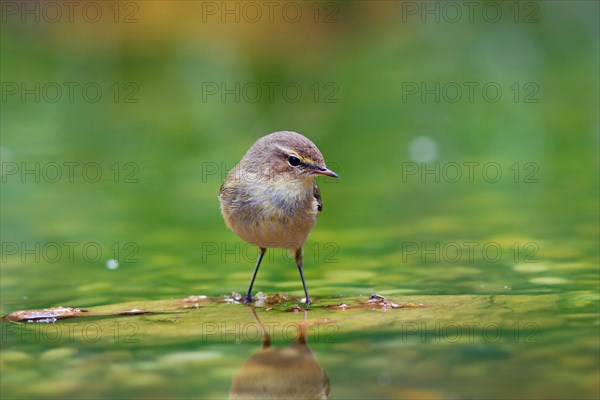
[{"left": 1, "top": 1, "right": 598, "bottom": 399}]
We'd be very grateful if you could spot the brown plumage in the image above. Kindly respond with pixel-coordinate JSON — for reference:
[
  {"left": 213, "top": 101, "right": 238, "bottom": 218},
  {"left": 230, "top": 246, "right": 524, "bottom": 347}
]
[{"left": 219, "top": 131, "right": 338, "bottom": 306}]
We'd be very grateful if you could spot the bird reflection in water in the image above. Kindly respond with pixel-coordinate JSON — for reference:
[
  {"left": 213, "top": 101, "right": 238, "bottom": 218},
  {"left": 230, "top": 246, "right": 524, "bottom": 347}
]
[{"left": 230, "top": 307, "right": 330, "bottom": 400}]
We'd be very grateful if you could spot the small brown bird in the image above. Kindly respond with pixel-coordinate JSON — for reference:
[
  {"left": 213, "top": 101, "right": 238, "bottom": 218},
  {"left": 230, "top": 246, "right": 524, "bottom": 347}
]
[{"left": 219, "top": 131, "right": 338, "bottom": 306}]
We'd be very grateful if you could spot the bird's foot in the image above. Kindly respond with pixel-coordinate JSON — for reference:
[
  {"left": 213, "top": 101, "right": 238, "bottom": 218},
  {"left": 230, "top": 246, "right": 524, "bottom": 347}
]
[
  {"left": 303, "top": 297, "right": 311, "bottom": 308},
  {"left": 243, "top": 294, "right": 253, "bottom": 304}
]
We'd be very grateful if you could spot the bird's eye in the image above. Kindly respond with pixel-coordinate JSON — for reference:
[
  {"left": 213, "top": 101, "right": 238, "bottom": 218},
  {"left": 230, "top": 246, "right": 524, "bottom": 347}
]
[{"left": 288, "top": 156, "right": 301, "bottom": 167}]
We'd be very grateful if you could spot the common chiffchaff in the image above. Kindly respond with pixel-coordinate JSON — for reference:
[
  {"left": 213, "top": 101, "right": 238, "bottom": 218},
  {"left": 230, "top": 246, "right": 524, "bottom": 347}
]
[{"left": 219, "top": 131, "right": 338, "bottom": 306}]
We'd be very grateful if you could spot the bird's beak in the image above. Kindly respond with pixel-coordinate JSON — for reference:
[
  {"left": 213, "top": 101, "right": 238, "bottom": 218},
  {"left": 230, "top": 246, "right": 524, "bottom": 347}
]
[{"left": 314, "top": 166, "right": 339, "bottom": 178}]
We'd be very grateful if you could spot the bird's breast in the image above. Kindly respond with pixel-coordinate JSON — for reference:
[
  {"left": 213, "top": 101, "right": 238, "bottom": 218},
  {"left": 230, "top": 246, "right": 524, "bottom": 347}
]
[{"left": 221, "top": 177, "right": 319, "bottom": 249}]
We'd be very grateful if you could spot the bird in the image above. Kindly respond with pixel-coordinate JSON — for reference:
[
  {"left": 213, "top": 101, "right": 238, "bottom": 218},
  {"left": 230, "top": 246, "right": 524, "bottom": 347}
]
[{"left": 219, "top": 131, "right": 338, "bottom": 307}]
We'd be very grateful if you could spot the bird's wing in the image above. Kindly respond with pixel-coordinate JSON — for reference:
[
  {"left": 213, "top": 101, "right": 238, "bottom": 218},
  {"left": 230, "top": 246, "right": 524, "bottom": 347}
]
[{"left": 313, "top": 181, "right": 323, "bottom": 213}]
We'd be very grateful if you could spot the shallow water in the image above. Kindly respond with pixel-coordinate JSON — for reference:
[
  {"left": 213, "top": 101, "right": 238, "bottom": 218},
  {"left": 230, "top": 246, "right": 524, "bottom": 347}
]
[{"left": 1, "top": 1, "right": 599, "bottom": 399}]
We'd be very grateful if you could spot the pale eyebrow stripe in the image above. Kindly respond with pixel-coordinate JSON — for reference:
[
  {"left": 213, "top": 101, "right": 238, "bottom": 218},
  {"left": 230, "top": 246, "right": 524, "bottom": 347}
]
[{"left": 275, "top": 145, "right": 303, "bottom": 160}]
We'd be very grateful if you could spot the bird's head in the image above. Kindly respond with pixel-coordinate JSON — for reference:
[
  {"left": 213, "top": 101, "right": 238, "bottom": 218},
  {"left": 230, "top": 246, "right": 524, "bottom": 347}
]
[{"left": 242, "top": 131, "right": 338, "bottom": 183}]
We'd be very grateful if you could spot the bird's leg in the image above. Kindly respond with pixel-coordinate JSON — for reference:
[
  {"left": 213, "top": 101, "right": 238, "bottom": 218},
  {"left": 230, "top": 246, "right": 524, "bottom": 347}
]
[
  {"left": 295, "top": 248, "right": 311, "bottom": 307},
  {"left": 244, "top": 247, "right": 266, "bottom": 304}
]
